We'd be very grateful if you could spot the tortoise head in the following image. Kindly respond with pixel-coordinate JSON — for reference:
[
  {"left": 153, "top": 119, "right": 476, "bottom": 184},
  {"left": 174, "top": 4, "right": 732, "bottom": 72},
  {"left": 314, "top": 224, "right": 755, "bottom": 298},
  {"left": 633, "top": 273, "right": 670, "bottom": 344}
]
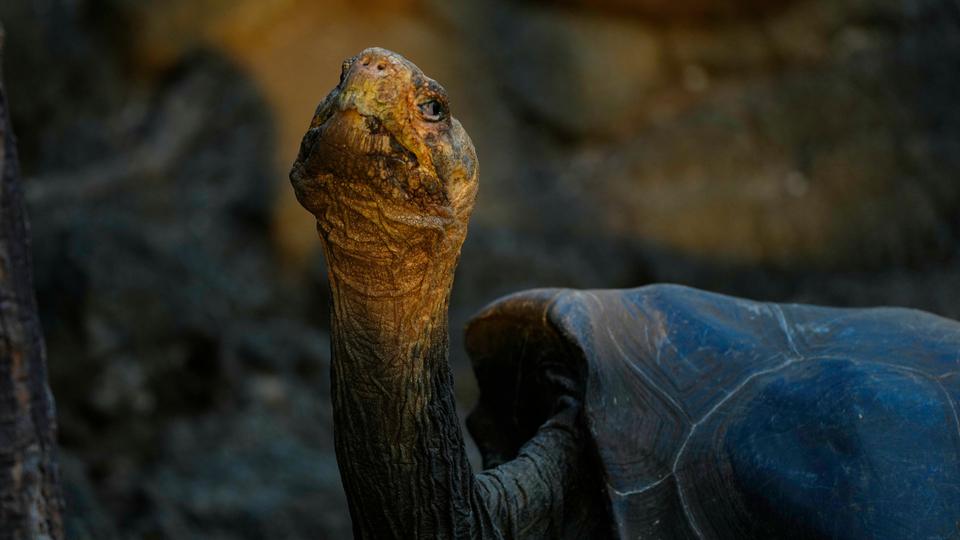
[{"left": 290, "top": 48, "right": 478, "bottom": 290}]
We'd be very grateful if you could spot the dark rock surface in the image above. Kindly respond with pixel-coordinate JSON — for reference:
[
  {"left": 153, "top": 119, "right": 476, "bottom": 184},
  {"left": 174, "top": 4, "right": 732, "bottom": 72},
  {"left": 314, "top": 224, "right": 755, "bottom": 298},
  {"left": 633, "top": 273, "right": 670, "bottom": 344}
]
[{"left": 0, "top": 0, "right": 958, "bottom": 537}]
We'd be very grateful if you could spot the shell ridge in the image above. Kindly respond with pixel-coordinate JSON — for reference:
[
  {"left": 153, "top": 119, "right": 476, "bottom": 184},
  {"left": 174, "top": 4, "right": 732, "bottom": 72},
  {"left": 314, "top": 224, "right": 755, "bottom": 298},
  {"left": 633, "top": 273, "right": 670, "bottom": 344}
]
[
  {"left": 671, "top": 352, "right": 801, "bottom": 540},
  {"left": 936, "top": 378, "right": 960, "bottom": 443},
  {"left": 770, "top": 304, "right": 802, "bottom": 359},
  {"left": 541, "top": 289, "right": 570, "bottom": 328},
  {"left": 840, "top": 357, "right": 960, "bottom": 443},
  {"left": 604, "top": 326, "right": 691, "bottom": 425},
  {"left": 938, "top": 371, "right": 959, "bottom": 380},
  {"left": 605, "top": 471, "right": 672, "bottom": 499}
]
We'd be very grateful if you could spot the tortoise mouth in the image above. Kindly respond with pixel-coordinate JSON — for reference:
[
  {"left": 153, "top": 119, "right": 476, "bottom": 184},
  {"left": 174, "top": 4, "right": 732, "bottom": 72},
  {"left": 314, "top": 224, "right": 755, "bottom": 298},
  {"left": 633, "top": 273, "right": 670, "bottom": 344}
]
[{"left": 293, "top": 107, "right": 422, "bottom": 188}]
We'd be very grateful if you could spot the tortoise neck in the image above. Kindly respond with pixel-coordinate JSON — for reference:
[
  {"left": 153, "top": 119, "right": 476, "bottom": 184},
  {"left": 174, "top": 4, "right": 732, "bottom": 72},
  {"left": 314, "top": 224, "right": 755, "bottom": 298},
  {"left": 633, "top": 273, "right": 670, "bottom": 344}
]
[{"left": 325, "top": 249, "right": 475, "bottom": 538}]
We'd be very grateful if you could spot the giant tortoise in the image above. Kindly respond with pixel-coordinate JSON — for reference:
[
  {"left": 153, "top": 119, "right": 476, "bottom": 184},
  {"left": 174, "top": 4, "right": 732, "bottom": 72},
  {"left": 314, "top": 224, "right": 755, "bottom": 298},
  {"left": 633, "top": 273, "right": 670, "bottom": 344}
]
[{"left": 289, "top": 47, "right": 960, "bottom": 539}]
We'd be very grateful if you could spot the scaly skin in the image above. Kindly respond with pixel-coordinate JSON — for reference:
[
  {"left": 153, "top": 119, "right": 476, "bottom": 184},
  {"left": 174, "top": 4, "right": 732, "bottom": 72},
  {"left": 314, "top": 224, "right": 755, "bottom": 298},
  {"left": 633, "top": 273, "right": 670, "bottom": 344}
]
[{"left": 290, "top": 48, "right": 591, "bottom": 539}]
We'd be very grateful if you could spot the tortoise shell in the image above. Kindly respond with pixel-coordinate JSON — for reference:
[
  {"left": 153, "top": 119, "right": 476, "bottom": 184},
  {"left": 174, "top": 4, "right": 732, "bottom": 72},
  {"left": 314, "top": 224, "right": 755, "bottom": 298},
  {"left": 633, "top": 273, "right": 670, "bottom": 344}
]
[{"left": 466, "top": 284, "right": 960, "bottom": 539}]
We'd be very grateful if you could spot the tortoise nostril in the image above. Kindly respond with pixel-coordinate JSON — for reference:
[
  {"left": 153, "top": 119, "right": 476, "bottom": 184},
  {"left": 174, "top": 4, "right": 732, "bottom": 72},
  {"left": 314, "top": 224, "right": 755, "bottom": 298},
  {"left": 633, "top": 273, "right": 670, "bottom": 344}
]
[
  {"left": 365, "top": 116, "right": 385, "bottom": 134},
  {"left": 377, "top": 63, "right": 386, "bottom": 71},
  {"left": 361, "top": 57, "right": 371, "bottom": 66}
]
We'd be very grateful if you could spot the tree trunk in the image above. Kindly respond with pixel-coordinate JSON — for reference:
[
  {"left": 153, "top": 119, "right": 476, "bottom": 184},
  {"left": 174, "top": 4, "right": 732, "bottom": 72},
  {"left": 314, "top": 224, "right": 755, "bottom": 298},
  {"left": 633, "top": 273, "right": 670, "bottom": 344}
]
[{"left": 0, "top": 27, "right": 65, "bottom": 540}]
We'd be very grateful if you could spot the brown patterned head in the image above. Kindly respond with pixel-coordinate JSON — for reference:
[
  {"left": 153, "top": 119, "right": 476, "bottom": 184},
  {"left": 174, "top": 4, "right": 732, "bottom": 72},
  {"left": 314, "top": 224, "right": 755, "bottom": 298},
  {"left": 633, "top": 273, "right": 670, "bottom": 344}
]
[{"left": 290, "top": 48, "right": 478, "bottom": 294}]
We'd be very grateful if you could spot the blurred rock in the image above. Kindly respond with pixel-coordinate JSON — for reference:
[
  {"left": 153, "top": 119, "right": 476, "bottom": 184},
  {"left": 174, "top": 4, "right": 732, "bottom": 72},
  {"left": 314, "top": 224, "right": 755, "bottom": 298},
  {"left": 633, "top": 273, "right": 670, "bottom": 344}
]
[
  {"left": 493, "top": 6, "right": 664, "bottom": 137},
  {"left": 60, "top": 453, "right": 118, "bottom": 540},
  {"left": 131, "top": 388, "right": 348, "bottom": 539},
  {"left": 476, "top": 0, "right": 960, "bottom": 269},
  {"left": 538, "top": 0, "right": 798, "bottom": 19}
]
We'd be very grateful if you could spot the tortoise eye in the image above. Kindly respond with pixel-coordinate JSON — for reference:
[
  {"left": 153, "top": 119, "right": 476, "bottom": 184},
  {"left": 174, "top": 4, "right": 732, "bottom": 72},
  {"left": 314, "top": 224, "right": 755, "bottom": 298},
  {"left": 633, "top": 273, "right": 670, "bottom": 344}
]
[{"left": 418, "top": 100, "right": 445, "bottom": 121}]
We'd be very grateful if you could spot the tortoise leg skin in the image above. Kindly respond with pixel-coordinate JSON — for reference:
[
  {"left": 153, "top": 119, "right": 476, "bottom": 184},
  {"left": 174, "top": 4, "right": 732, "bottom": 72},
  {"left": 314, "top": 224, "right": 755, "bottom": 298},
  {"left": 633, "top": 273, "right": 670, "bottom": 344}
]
[{"left": 291, "top": 48, "right": 608, "bottom": 538}]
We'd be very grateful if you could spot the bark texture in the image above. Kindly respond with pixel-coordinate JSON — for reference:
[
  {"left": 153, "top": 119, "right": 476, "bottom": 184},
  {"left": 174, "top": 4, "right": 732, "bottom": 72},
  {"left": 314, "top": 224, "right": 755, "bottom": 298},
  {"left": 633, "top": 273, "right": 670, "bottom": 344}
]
[{"left": 0, "top": 32, "right": 65, "bottom": 540}]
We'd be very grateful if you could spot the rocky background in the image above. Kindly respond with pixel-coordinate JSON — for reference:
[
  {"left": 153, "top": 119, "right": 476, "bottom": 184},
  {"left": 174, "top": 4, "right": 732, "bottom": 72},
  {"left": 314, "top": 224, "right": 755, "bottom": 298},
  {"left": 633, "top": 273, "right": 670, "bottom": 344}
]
[{"left": 1, "top": 0, "right": 958, "bottom": 537}]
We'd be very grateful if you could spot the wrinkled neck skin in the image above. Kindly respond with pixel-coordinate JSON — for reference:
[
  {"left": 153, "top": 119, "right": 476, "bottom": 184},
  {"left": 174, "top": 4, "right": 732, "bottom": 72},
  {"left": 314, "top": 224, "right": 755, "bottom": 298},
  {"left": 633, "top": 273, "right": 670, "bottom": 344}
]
[
  {"left": 292, "top": 48, "right": 586, "bottom": 539},
  {"left": 320, "top": 191, "right": 473, "bottom": 537},
  {"left": 321, "top": 205, "right": 583, "bottom": 540}
]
